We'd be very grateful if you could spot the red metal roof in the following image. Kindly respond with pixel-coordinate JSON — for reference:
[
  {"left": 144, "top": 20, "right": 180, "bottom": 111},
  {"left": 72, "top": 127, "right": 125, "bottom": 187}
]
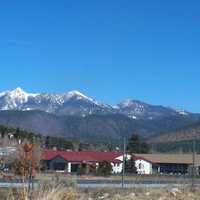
[{"left": 42, "top": 150, "right": 123, "bottom": 163}]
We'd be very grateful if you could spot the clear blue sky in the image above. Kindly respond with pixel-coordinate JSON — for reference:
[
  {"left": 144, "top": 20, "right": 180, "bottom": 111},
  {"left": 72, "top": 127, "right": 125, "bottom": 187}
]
[{"left": 0, "top": 0, "right": 200, "bottom": 112}]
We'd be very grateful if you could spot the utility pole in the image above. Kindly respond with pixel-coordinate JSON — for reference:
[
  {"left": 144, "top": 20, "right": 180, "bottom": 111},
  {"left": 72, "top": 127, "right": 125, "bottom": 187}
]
[
  {"left": 122, "top": 137, "right": 126, "bottom": 189},
  {"left": 192, "top": 139, "right": 196, "bottom": 189}
]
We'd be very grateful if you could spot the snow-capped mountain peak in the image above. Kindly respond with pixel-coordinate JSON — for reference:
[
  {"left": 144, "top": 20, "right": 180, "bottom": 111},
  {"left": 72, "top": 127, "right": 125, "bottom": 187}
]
[
  {"left": 0, "top": 88, "right": 110, "bottom": 115},
  {"left": 0, "top": 88, "right": 193, "bottom": 119},
  {"left": 119, "top": 99, "right": 134, "bottom": 108},
  {"left": 8, "top": 87, "right": 38, "bottom": 98},
  {"left": 0, "top": 88, "right": 39, "bottom": 110},
  {"left": 65, "top": 90, "right": 101, "bottom": 106},
  {"left": 66, "top": 90, "right": 92, "bottom": 100},
  {"left": 11, "top": 87, "right": 25, "bottom": 93},
  {"left": 9, "top": 87, "right": 29, "bottom": 100}
]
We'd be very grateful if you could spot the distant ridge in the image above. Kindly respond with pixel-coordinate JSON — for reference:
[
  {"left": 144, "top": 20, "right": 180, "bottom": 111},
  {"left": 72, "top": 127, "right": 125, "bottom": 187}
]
[
  {"left": 0, "top": 88, "right": 199, "bottom": 143},
  {"left": 0, "top": 87, "right": 194, "bottom": 120},
  {"left": 148, "top": 121, "right": 200, "bottom": 144}
]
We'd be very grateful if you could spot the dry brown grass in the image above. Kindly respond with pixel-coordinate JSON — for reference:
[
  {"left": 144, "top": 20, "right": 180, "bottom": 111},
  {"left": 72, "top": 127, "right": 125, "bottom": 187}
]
[
  {"left": 80, "top": 187, "right": 200, "bottom": 200},
  {"left": 2, "top": 185, "right": 200, "bottom": 200},
  {"left": 6, "top": 185, "right": 77, "bottom": 200}
]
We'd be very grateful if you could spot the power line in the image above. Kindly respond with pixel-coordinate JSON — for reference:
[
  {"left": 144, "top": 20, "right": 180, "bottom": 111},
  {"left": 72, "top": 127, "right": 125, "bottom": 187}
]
[
  {"left": 122, "top": 137, "right": 126, "bottom": 189},
  {"left": 192, "top": 139, "right": 196, "bottom": 189}
]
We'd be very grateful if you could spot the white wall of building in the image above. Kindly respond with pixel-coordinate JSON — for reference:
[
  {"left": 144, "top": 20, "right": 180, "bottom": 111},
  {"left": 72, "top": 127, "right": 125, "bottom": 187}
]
[
  {"left": 135, "top": 159, "right": 152, "bottom": 175},
  {"left": 112, "top": 154, "right": 153, "bottom": 175},
  {"left": 112, "top": 154, "right": 131, "bottom": 174},
  {"left": 112, "top": 163, "right": 123, "bottom": 174},
  {"left": 68, "top": 162, "right": 71, "bottom": 173}
]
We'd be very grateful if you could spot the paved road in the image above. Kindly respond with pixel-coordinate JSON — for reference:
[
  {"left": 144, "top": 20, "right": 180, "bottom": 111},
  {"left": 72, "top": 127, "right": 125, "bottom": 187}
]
[
  {"left": 77, "top": 179, "right": 190, "bottom": 184},
  {"left": 76, "top": 179, "right": 197, "bottom": 188},
  {"left": 0, "top": 178, "right": 197, "bottom": 188}
]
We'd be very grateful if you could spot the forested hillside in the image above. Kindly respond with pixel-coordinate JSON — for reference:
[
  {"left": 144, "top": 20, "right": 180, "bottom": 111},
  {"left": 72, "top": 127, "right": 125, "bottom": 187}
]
[
  {"left": 148, "top": 121, "right": 200, "bottom": 144},
  {"left": 0, "top": 124, "right": 119, "bottom": 152},
  {"left": 0, "top": 110, "right": 199, "bottom": 142}
]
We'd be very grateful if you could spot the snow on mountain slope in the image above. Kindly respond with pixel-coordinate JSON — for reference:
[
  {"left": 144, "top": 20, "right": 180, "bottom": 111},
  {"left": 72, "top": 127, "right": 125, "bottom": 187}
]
[
  {"left": 0, "top": 88, "right": 113, "bottom": 116},
  {"left": 173, "top": 108, "right": 189, "bottom": 116},
  {"left": 0, "top": 92, "right": 6, "bottom": 98},
  {"left": 66, "top": 90, "right": 94, "bottom": 101},
  {"left": 0, "top": 87, "right": 192, "bottom": 119},
  {"left": 117, "top": 99, "right": 188, "bottom": 119},
  {"left": 0, "top": 88, "right": 38, "bottom": 110}
]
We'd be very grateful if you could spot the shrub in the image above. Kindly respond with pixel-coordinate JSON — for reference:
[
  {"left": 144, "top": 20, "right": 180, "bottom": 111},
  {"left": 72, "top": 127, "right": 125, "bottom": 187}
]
[
  {"left": 96, "top": 161, "right": 112, "bottom": 176},
  {"left": 77, "top": 164, "right": 87, "bottom": 175},
  {"left": 7, "top": 185, "right": 77, "bottom": 200}
]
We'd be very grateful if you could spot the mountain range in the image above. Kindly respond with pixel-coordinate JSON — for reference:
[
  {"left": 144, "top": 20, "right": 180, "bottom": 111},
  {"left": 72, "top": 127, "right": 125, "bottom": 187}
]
[
  {"left": 0, "top": 87, "right": 199, "bottom": 142},
  {"left": 0, "top": 87, "right": 191, "bottom": 120}
]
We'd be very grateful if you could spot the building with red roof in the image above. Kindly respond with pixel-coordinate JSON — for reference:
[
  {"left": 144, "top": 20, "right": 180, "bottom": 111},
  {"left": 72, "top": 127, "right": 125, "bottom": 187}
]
[
  {"left": 41, "top": 150, "right": 198, "bottom": 175},
  {"left": 41, "top": 150, "right": 124, "bottom": 173}
]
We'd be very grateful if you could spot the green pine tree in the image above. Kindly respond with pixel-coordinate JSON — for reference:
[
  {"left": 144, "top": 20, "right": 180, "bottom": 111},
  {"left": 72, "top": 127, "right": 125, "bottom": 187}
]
[
  {"left": 127, "top": 134, "right": 149, "bottom": 153},
  {"left": 125, "top": 155, "right": 137, "bottom": 174}
]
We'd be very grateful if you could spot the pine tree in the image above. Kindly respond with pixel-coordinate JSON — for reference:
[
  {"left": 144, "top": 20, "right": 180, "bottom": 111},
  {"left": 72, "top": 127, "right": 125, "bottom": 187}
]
[
  {"left": 125, "top": 155, "right": 137, "bottom": 174},
  {"left": 127, "top": 134, "right": 149, "bottom": 153}
]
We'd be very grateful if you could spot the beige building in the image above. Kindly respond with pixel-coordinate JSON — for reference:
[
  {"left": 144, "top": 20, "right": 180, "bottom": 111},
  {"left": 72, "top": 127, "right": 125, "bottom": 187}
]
[{"left": 134, "top": 154, "right": 200, "bottom": 175}]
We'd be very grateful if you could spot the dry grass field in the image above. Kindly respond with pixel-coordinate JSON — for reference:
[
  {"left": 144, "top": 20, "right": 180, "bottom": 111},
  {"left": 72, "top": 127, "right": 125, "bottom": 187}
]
[{"left": 0, "top": 186, "right": 200, "bottom": 200}]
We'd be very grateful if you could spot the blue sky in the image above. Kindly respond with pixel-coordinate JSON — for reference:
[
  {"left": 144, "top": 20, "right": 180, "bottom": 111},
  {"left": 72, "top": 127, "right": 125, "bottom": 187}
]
[{"left": 0, "top": 0, "right": 200, "bottom": 111}]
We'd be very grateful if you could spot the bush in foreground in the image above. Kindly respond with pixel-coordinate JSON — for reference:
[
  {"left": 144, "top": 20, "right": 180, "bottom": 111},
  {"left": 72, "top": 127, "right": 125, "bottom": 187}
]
[{"left": 7, "top": 185, "right": 76, "bottom": 200}]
